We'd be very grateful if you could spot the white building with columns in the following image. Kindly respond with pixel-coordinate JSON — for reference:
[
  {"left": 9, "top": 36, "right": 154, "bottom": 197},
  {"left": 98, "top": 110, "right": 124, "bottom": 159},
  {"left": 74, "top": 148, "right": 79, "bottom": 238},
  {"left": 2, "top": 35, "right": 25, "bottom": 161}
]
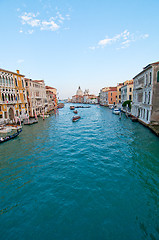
[{"left": 131, "top": 61, "right": 159, "bottom": 125}]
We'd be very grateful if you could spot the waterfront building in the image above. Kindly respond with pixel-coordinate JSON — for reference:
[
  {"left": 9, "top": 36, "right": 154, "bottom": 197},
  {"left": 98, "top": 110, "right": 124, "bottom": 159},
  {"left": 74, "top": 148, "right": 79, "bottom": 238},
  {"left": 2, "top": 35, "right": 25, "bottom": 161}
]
[
  {"left": 45, "top": 86, "right": 57, "bottom": 112},
  {"left": 131, "top": 61, "right": 159, "bottom": 125},
  {"left": 0, "top": 68, "right": 28, "bottom": 124},
  {"left": 67, "top": 97, "right": 71, "bottom": 103},
  {"left": 121, "top": 80, "right": 133, "bottom": 104},
  {"left": 99, "top": 87, "right": 109, "bottom": 106},
  {"left": 71, "top": 87, "right": 98, "bottom": 104},
  {"left": 76, "top": 86, "right": 83, "bottom": 96},
  {"left": 72, "top": 86, "right": 84, "bottom": 103},
  {"left": 25, "top": 78, "right": 47, "bottom": 117},
  {"left": 72, "top": 94, "right": 84, "bottom": 103},
  {"left": 83, "top": 89, "right": 89, "bottom": 103},
  {"left": 83, "top": 94, "right": 98, "bottom": 104},
  {"left": 116, "top": 83, "right": 124, "bottom": 105},
  {"left": 99, "top": 87, "right": 117, "bottom": 106}
]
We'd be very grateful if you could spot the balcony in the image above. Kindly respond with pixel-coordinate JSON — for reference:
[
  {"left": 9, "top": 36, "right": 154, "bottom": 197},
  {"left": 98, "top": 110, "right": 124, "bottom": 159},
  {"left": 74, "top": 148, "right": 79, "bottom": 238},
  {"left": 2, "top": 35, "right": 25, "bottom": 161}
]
[
  {"left": 0, "top": 100, "right": 17, "bottom": 104},
  {"left": 35, "top": 96, "right": 42, "bottom": 99},
  {"left": 134, "top": 84, "right": 144, "bottom": 90}
]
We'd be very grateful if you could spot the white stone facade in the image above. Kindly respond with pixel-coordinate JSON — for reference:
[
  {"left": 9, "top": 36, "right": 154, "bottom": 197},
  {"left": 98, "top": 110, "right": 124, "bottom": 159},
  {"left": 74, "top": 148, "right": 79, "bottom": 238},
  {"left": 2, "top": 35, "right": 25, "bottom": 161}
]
[
  {"left": 121, "top": 80, "right": 133, "bottom": 104},
  {"left": 25, "top": 79, "right": 47, "bottom": 117},
  {"left": 132, "top": 62, "right": 159, "bottom": 125},
  {"left": 99, "top": 87, "right": 109, "bottom": 106}
]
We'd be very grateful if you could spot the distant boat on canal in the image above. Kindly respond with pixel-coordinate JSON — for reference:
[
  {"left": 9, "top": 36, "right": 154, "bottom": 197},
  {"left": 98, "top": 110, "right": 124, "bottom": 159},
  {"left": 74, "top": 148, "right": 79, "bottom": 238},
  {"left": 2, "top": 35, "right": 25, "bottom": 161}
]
[
  {"left": 72, "top": 115, "right": 81, "bottom": 122},
  {"left": 70, "top": 106, "right": 75, "bottom": 110}
]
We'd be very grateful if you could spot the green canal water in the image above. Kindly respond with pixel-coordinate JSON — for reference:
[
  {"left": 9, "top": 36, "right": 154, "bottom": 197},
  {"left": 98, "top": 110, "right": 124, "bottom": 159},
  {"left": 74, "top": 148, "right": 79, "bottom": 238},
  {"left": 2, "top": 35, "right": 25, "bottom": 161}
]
[{"left": 0, "top": 104, "right": 159, "bottom": 240}]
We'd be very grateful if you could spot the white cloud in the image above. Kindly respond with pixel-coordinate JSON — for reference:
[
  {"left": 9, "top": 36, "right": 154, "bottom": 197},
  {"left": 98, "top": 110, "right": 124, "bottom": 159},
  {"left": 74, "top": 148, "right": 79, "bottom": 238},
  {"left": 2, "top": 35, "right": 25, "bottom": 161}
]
[
  {"left": 140, "top": 33, "right": 149, "bottom": 39},
  {"left": 89, "top": 46, "right": 96, "bottom": 50},
  {"left": 17, "top": 59, "right": 24, "bottom": 64},
  {"left": 40, "top": 20, "right": 59, "bottom": 31},
  {"left": 65, "top": 14, "right": 70, "bottom": 20},
  {"left": 28, "top": 29, "right": 34, "bottom": 34},
  {"left": 98, "top": 38, "right": 113, "bottom": 46},
  {"left": 19, "top": 10, "right": 70, "bottom": 34},
  {"left": 90, "top": 30, "right": 149, "bottom": 50}
]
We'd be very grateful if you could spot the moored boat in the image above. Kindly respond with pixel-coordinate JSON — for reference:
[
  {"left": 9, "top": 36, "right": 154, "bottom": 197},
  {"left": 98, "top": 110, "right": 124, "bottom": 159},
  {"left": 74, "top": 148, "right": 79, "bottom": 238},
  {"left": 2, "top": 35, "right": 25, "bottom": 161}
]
[
  {"left": 0, "top": 128, "right": 22, "bottom": 144},
  {"left": 112, "top": 108, "right": 120, "bottom": 115},
  {"left": 24, "top": 119, "right": 38, "bottom": 125},
  {"left": 72, "top": 115, "right": 81, "bottom": 122},
  {"left": 131, "top": 117, "right": 138, "bottom": 122},
  {"left": 109, "top": 105, "right": 114, "bottom": 110},
  {"left": 40, "top": 114, "right": 49, "bottom": 118}
]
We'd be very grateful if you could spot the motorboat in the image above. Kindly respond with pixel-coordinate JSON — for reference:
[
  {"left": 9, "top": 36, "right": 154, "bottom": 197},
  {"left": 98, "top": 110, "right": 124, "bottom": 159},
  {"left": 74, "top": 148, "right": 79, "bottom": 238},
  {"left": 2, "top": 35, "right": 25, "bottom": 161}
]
[
  {"left": 73, "top": 110, "right": 78, "bottom": 114},
  {"left": 57, "top": 103, "right": 64, "bottom": 108},
  {"left": 70, "top": 106, "right": 75, "bottom": 110},
  {"left": 112, "top": 108, "right": 121, "bottom": 115},
  {"left": 72, "top": 116, "right": 81, "bottom": 122}
]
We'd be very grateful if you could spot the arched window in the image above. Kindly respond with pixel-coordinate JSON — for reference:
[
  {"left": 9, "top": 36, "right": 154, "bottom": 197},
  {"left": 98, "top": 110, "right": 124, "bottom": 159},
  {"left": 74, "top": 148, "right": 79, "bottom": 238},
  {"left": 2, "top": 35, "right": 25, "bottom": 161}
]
[
  {"left": 22, "top": 79, "right": 24, "bottom": 88},
  {"left": 150, "top": 72, "right": 152, "bottom": 85},
  {"left": 0, "top": 76, "right": 2, "bottom": 85},
  {"left": 15, "top": 78, "right": 18, "bottom": 87},
  {"left": 147, "top": 110, "right": 149, "bottom": 121},
  {"left": 5, "top": 93, "right": 8, "bottom": 101},
  {"left": 148, "top": 92, "right": 151, "bottom": 104},
  {"left": 11, "top": 94, "right": 13, "bottom": 101},
  {"left": 2, "top": 77, "right": 5, "bottom": 85},
  {"left": 8, "top": 94, "right": 11, "bottom": 101},
  {"left": 8, "top": 78, "right": 11, "bottom": 86},
  {"left": 2, "top": 93, "right": 5, "bottom": 101},
  {"left": 5, "top": 77, "right": 8, "bottom": 86},
  {"left": 146, "top": 74, "right": 148, "bottom": 86}
]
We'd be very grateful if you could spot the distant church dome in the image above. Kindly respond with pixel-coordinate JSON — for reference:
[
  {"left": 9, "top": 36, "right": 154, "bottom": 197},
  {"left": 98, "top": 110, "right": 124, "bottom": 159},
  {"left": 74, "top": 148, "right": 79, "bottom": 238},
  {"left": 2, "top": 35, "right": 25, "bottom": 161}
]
[{"left": 76, "top": 86, "right": 83, "bottom": 96}]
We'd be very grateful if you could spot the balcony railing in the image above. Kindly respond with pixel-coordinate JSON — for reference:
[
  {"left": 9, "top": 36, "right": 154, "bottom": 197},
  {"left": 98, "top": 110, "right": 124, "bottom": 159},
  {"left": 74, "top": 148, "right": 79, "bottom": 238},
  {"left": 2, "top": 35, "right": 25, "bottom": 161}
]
[
  {"left": 134, "top": 83, "right": 144, "bottom": 90},
  {"left": 0, "top": 100, "right": 18, "bottom": 104}
]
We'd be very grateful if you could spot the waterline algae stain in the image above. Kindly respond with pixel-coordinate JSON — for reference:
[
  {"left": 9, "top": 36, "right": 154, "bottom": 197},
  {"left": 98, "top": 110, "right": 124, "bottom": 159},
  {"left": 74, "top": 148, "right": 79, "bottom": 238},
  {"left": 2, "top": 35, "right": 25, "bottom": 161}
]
[{"left": 0, "top": 104, "right": 159, "bottom": 240}]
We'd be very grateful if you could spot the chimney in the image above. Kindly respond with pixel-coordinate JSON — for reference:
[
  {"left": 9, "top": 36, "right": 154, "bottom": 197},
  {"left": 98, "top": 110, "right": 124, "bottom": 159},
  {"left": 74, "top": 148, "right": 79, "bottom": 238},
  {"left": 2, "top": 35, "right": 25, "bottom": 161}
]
[{"left": 16, "top": 70, "right": 20, "bottom": 74}]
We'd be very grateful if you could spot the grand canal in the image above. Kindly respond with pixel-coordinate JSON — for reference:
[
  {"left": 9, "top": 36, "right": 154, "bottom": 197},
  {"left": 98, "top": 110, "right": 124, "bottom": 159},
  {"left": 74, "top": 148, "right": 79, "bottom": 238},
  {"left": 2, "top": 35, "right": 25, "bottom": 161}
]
[{"left": 0, "top": 104, "right": 159, "bottom": 240}]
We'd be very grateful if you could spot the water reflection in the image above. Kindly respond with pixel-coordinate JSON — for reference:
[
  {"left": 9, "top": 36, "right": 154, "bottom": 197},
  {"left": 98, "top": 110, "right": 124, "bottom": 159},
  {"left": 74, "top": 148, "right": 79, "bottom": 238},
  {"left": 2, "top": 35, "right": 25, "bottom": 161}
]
[{"left": 0, "top": 104, "right": 159, "bottom": 240}]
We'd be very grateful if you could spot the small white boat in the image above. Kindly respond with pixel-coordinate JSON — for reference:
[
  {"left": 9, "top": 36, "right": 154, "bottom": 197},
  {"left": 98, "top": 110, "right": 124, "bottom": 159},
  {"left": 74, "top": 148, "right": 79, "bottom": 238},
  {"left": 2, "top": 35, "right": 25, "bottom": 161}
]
[
  {"left": 112, "top": 109, "right": 120, "bottom": 115},
  {"left": 40, "top": 114, "right": 49, "bottom": 118}
]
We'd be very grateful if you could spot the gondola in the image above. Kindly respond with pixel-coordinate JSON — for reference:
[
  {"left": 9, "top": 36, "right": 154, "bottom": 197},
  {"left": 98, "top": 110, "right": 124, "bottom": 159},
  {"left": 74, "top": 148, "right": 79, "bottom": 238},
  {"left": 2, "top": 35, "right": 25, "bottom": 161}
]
[
  {"left": 0, "top": 128, "right": 22, "bottom": 144},
  {"left": 72, "top": 116, "right": 81, "bottom": 122}
]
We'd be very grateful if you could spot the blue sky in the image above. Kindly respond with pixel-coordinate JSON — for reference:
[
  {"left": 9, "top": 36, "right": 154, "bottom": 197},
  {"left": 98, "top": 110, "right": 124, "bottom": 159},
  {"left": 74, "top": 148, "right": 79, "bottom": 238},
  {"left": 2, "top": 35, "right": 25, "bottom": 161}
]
[{"left": 0, "top": 0, "right": 159, "bottom": 98}]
